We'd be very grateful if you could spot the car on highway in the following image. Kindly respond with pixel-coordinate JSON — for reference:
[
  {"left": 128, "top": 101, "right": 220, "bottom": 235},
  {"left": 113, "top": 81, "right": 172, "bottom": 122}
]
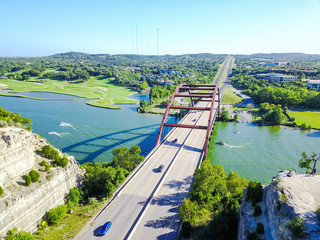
[
  {"left": 99, "top": 221, "right": 112, "bottom": 236},
  {"left": 158, "top": 164, "right": 164, "bottom": 172}
]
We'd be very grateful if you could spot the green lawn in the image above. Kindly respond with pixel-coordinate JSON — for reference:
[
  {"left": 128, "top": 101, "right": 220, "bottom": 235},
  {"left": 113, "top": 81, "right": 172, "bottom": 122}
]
[
  {"left": 222, "top": 88, "right": 242, "bottom": 104},
  {"left": 287, "top": 110, "right": 320, "bottom": 129},
  {"left": 0, "top": 77, "right": 138, "bottom": 109}
]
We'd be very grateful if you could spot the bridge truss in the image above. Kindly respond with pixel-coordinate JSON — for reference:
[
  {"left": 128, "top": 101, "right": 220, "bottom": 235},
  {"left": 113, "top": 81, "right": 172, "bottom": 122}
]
[{"left": 155, "top": 84, "right": 221, "bottom": 160}]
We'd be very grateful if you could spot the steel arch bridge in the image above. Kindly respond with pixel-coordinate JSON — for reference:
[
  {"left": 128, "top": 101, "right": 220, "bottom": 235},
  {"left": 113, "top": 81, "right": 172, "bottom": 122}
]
[{"left": 155, "top": 83, "right": 221, "bottom": 160}]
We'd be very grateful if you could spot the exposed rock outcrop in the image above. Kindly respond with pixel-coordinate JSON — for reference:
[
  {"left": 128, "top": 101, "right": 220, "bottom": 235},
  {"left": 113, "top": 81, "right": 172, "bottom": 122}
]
[
  {"left": 238, "top": 171, "right": 320, "bottom": 240},
  {"left": 0, "top": 127, "right": 84, "bottom": 238}
]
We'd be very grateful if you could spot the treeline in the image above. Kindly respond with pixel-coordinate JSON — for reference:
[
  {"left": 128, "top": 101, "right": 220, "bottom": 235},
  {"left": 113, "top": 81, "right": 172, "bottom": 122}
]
[
  {"left": 137, "top": 85, "right": 176, "bottom": 113},
  {"left": 231, "top": 74, "right": 320, "bottom": 109},
  {"left": 178, "top": 160, "right": 249, "bottom": 239},
  {"left": 0, "top": 106, "right": 32, "bottom": 130},
  {"left": 0, "top": 52, "right": 223, "bottom": 94}
]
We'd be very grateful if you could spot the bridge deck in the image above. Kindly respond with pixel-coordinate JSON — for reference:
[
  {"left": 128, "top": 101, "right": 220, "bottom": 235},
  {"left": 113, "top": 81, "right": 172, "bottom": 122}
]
[{"left": 75, "top": 56, "right": 232, "bottom": 240}]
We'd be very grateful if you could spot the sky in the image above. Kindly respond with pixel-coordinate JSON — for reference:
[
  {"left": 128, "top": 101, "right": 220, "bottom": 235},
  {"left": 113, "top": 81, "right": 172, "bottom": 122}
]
[{"left": 0, "top": 0, "right": 320, "bottom": 57}]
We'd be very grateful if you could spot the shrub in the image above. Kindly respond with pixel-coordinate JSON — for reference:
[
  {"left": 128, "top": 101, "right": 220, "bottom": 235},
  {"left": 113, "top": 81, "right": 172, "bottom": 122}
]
[
  {"left": 0, "top": 120, "right": 8, "bottom": 127},
  {"left": 40, "top": 160, "right": 47, "bottom": 167},
  {"left": 181, "top": 221, "right": 193, "bottom": 238},
  {"left": 29, "top": 170, "right": 40, "bottom": 182},
  {"left": 25, "top": 175, "right": 32, "bottom": 186},
  {"left": 253, "top": 205, "right": 262, "bottom": 217},
  {"left": 46, "top": 205, "right": 67, "bottom": 226},
  {"left": 0, "top": 186, "right": 3, "bottom": 197},
  {"left": 53, "top": 156, "right": 68, "bottom": 168},
  {"left": 246, "top": 182, "right": 263, "bottom": 206},
  {"left": 247, "top": 231, "right": 262, "bottom": 240},
  {"left": 60, "top": 156, "right": 68, "bottom": 168},
  {"left": 45, "top": 164, "right": 51, "bottom": 172},
  {"left": 279, "top": 193, "right": 287, "bottom": 204},
  {"left": 316, "top": 206, "right": 320, "bottom": 224},
  {"left": 300, "top": 123, "right": 307, "bottom": 130},
  {"left": 4, "top": 227, "right": 34, "bottom": 240},
  {"left": 256, "top": 222, "right": 264, "bottom": 234},
  {"left": 67, "top": 187, "right": 82, "bottom": 210},
  {"left": 286, "top": 217, "right": 306, "bottom": 238}
]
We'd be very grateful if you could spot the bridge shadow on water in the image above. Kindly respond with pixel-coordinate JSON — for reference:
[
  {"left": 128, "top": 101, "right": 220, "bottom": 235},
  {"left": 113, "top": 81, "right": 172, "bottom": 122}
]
[{"left": 62, "top": 124, "right": 161, "bottom": 164}]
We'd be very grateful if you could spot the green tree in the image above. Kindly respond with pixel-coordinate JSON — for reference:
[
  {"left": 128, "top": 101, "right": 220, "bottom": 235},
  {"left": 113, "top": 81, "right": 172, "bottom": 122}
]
[
  {"left": 25, "top": 175, "right": 32, "bottom": 186},
  {"left": 67, "top": 187, "right": 81, "bottom": 209},
  {"left": 263, "top": 105, "right": 285, "bottom": 125},
  {"left": 246, "top": 181, "right": 263, "bottom": 206},
  {"left": 29, "top": 170, "right": 40, "bottom": 182},
  {"left": 181, "top": 221, "right": 193, "bottom": 238},
  {"left": 299, "top": 151, "right": 319, "bottom": 175},
  {"left": 300, "top": 122, "right": 308, "bottom": 130},
  {"left": 178, "top": 198, "right": 200, "bottom": 224},
  {"left": 256, "top": 222, "right": 264, "bottom": 234},
  {"left": 0, "top": 185, "right": 3, "bottom": 197},
  {"left": 191, "top": 161, "right": 227, "bottom": 198},
  {"left": 4, "top": 228, "right": 34, "bottom": 240},
  {"left": 233, "top": 113, "right": 239, "bottom": 122},
  {"left": 220, "top": 107, "right": 230, "bottom": 121},
  {"left": 46, "top": 205, "right": 67, "bottom": 226},
  {"left": 111, "top": 146, "right": 144, "bottom": 171},
  {"left": 286, "top": 217, "right": 306, "bottom": 238},
  {"left": 140, "top": 81, "right": 149, "bottom": 90}
]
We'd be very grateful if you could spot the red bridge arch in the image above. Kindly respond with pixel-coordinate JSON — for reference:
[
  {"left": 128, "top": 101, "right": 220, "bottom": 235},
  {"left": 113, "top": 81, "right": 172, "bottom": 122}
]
[{"left": 155, "top": 84, "right": 221, "bottom": 160}]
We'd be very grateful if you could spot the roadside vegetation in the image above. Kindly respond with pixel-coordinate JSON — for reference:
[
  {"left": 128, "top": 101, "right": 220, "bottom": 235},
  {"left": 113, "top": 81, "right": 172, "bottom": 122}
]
[
  {"left": 31, "top": 145, "right": 144, "bottom": 239},
  {"left": 178, "top": 160, "right": 249, "bottom": 239}
]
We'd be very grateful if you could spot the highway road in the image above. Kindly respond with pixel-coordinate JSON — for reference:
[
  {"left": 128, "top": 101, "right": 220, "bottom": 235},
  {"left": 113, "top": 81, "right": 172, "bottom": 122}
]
[{"left": 75, "top": 56, "right": 233, "bottom": 240}]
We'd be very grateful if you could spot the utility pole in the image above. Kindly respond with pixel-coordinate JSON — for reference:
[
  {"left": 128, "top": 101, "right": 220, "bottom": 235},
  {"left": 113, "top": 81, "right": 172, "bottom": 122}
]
[
  {"left": 157, "top": 28, "right": 159, "bottom": 55},
  {"left": 136, "top": 24, "right": 139, "bottom": 55}
]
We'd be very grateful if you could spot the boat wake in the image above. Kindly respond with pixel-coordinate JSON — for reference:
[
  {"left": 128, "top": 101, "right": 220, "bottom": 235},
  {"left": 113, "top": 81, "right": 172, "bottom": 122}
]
[
  {"left": 223, "top": 142, "right": 251, "bottom": 148},
  {"left": 60, "top": 122, "right": 73, "bottom": 127},
  {"left": 48, "top": 132, "right": 70, "bottom": 137}
]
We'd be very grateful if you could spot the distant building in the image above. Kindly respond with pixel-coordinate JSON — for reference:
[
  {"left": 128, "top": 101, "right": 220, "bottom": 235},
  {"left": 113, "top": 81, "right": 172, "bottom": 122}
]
[
  {"left": 258, "top": 62, "right": 290, "bottom": 67},
  {"left": 306, "top": 80, "right": 320, "bottom": 91},
  {"left": 256, "top": 73, "right": 297, "bottom": 83}
]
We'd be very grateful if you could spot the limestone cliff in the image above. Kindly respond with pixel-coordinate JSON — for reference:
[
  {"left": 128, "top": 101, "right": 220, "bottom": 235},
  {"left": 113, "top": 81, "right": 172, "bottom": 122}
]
[
  {"left": 0, "top": 127, "right": 84, "bottom": 238},
  {"left": 238, "top": 171, "right": 320, "bottom": 240}
]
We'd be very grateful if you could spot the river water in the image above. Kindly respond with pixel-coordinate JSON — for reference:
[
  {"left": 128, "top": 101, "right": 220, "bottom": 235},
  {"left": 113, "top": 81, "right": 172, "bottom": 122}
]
[
  {"left": 208, "top": 122, "right": 320, "bottom": 183},
  {"left": 1, "top": 93, "right": 319, "bottom": 183},
  {"left": 0, "top": 92, "right": 177, "bottom": 164}
]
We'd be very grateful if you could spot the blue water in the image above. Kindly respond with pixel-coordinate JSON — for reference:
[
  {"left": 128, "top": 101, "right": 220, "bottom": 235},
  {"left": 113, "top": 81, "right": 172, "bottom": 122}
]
[
  {"left": 0, "top": 92, "right": 177, "bottom": 164},
  {"left": 2, "top": 92, "right": 319, "bottom": 183},
  {"left": 208, "top": 122, "right": 320, "bottom": 183}
]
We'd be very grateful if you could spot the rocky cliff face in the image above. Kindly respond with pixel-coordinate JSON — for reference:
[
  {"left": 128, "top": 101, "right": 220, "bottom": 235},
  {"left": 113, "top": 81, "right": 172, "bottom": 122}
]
[
  {"left": 238, "top": 171, "right": 320, "bottom": 240},
  {"left": 0, "top": 127, "right": 84, "bottom": 238}
]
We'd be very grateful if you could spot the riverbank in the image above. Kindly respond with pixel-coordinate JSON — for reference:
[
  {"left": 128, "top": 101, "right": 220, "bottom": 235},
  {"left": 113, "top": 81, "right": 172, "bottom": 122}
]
[{"left": 0, "top": 77, "right": 138, "bottom": 109}]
